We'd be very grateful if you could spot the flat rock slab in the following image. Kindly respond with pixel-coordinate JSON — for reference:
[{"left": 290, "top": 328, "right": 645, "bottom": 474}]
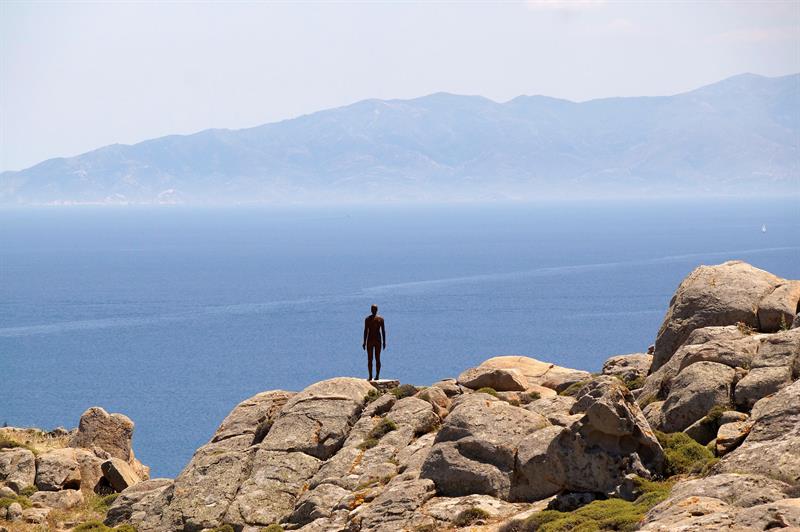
[{"left": 369, "top": 380, "right": 400, "bottom": 392}]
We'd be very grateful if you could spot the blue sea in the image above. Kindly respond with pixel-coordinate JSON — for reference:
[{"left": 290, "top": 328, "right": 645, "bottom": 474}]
[{"left": 1, "top": 199, "right": 798, "bottom": 477}]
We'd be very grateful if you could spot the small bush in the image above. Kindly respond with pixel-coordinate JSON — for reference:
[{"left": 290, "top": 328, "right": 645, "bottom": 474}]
[
  {"left": 559, "top": 380, "right": 590, "bottom": 397},
  {"left": 358, "top": 437, "right": 379, "bottom": 450},
  {"left": 364, "top": 388, "right": 380, "bottom": 403},
  {"left": 624, "top": 376, "right": 646, "bottom": 390},
  {"left": 0, "top": 495, "right": 32, "bottom": 509},
  {"left": 262, "top": 525, "right": 284, "bottom": 532},
  {"left": 0, "top": 434, "right": 36, "bottom": 454},
  {"left": 705, "top": 404, "right": 729, "bottom": 423},
  {"left": 780, "top": 315, "right": 791, "bottom": 331},
  {"left": 19, "top": 485, "right": 37, "bottom": 497},
  {"left": 358, "top": 418, "right": 397, "bottom": 450},
  {"left": 656, "top": 430, "right": 716, "bottom": 476},
  {"left": 92, "top": 492, "right": 120, "bottom": 513},
  {"left": 115, "top": 526, "right": 137, "bottom": 532},
  {"left": 389, "top": 384, "right": 418, "bottom": 399},
  {"left": 528, "top": 391, "right": 541, "bottom": 401},
  {"left": 475, "top": 387, "right": 498, "bottom": 397},
  {"left": 453, "top": 506, "right": 490, "bottom": 527},
  {"left": 508, "top": 398, "right": 521, "bottom": 406},
  {"left": 210, "top": 526, "right": 235, "bottom": 532}
]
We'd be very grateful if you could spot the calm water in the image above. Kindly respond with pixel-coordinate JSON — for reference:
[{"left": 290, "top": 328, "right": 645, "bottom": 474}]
[{"left": 1, "top": 200, "right": 798, "bottom": 477}]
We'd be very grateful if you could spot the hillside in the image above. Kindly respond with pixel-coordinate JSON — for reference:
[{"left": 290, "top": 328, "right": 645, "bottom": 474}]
[{"left": 1, "top": 73, "right": 798, "bottom": 205}]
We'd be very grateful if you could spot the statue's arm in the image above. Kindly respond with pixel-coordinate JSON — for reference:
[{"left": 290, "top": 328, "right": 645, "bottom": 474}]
[
  {"left": 381, "top": 320, "right": 386, "bottom": 348},
  {"left": 362, "top": 319, "right": 368, "bottom": 349}
]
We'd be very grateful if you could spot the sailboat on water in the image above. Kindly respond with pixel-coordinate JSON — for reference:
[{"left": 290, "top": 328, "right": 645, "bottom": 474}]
[{"left": 762, "top": 224, "right": 767, "bottom": 233}]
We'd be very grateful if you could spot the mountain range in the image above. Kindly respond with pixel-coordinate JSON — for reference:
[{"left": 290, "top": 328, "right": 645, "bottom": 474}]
[{"left": 2, "top": 72, "right": 798, "bottom": 205}]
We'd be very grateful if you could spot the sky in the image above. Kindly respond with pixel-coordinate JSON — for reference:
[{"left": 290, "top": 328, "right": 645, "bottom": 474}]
[{"left": 1, "top": 1, "right": 799, "bottom": 172}]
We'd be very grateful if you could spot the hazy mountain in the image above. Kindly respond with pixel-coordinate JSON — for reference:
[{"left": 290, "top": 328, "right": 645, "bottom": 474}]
[{"left": 2, "top": 73, "right": 798, "bottom": 205}]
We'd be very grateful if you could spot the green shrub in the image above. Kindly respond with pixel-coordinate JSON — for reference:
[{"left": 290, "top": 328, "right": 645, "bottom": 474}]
[
  {"left": 262, "top": 525, "right": 284, "bottom": 532},
  {"left": 114, "top": 526, "right": 137, "bottom": 532},
  {"left": 18, "top": 485, "right": 37, "bottom": 497},
  {"left": 368, "top": 418, "right": 397, "bottom": 440},
  {"left": 389, "top": 384, "right": 418, "bottom": 399},
  {"left": 705, "top": 404, "right": 729, "bottom": 423},
  {"left": 499, "top": 477, "right": 672, "bottom": 532},
  {"left": 623, "top": 376, "right": 646, "bottom": 390},
  {"left": 475, "top": 387, "right": 498, "bottom": 397},
  {"left": 358, "top": 437, "right": 379, "bottom": 450},
  {"left": 528, "top": 391, "right": 541, "bottom": 401},
  {"left": 92, "top": 492, "right": 120, "bottom": 513},
  {"left": 364, "top": 388, "right": 381, "bottom": 403},
  {"left": 656, "top": 430, "right": 716, "bottom": 476},
  {"left": 358, "top": 418, "right": 398, "bottom": 450},
  {"left": 210, "top": 526, "right": 235, "bottom": 532},
  {"left": 453, "top": 506, "right": 490, "bottom": 527},
  {"left": 559, "top": 380, "right": 590, "bottom": 397},
  {"left": 0, "top": 495, "right": 32, "bottom": 509}
]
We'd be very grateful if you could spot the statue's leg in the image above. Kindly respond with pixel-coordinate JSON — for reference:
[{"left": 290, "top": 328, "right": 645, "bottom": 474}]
[
  {"left": 374, "top": 344, "right": 382, "bottom": 380},
  {"left": 367, "top": 347, "right": 374, "bottom": 381}
]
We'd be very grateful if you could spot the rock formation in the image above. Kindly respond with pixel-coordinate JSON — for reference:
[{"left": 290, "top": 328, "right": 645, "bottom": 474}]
[{"left": 2, "top": 260, "right": 799, "bottom": 531}]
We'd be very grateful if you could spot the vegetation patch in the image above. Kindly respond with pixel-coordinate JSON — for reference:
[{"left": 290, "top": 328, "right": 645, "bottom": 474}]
[
  {"left": 209, "top": 525, "right": 235, "bottom": 532},
  {"left": 0, "top": 495, "right": 32, "bottom": 510},
  {"left": 389, "top": 384, "right": 418, "bottom": 399},
  {"left": 19, "top": 485, "right": 38, "bottom": 497},
  {"left": 475, "top": 387, "right": 498, "bottom": 397},
  {"left": 453, "top": 506, "right": 490, "bottom": 527},
  {"left": 559, "top": 380, "right": 590, "bottom": 397},
  {"left": 499, "top": 478, "right": 672, "bottom": 532},
  {"left": 91, "top": 493, "right": 120, "bottom": 513},
  {"left": 358, "top": 418, "right": 398, "bottom": 450},
  {"left": 656, "top": 430, "right": 717, "bottom": 476},
  {"left": 623, "top": 375, "right": 646, "bottom": 391},
  {"left": 736, "top": 321, "right": 756, "bottom": 335},
  {"left": 364, "top": 388, "right": 381, "bottom": 403},
  {"left": 0, "top": 434, "right": 36, "bottom": 454},
  {"left": 528, "top": 391, "right": 541, "bottom": 401},
  {"left": 261, "top": 525, "right": 284, "bottom": 532}
]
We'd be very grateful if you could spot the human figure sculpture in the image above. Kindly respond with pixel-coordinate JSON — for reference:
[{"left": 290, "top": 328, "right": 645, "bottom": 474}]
[{"left": 362, "top": 304, "right": 386, "bottom": 381}]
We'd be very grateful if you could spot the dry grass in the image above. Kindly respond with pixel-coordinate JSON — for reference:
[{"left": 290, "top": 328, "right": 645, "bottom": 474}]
[{"left": 0, "top": 427, "right": 71, "bottom": 455}]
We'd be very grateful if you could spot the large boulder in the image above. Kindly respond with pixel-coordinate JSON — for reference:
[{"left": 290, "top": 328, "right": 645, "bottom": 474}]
[
  {"left": 224, "top": 449, "right": 322, "bottom": 527},
  {"left": 261, "top": 378, "right": 374, "bottom": 460},
  {"left": 477, "top": 356, "right": 591, "bottom": 392},
  {"left": 0, "top": 448, "right": 35, "bottom": 492},
  {"left": 658, "top": 361, "right": 735, "bottom": 432},
  {"left": 457, "top": 366, "right": 528, "bottom": 392},
  {"left": 211, "top": 390, "right": 293, "bottom": 444},
  {"left": 155, "top": 390, "right": 292, "bottom": 530},
  {"left": 642, "top": 473, "right": 798, "bottom": 531},
  {"left": 349, "top": 477, "right": 436, "bottom": 532},
  {"left": 602, "top": 353, "right": 653, "bottom": 385},
  {"left": 420, "top": 394, "right": 548, "bottom": 499},
  {"left": 29, "top": 488, "right": 84, "bottom": 510},
  {"left": 101, "top": 457, "right": 141, "bottom": 492},
  {"left": 35, "top": 448, "right": 82, "bottom": 491},
  {"left": 514, "top": 377, "right": 665, "bottom": 500},
  {"left": 758, "top": 281, "right": 800, "bottom": 332},
  {"left": 652, "top": 261, "right": 783, "bottom": 371},
  {"left": 70, "top": 407, "right": 135, "bottom": 462},
  {"left": 714, "top": 379, "right": 800, "bottom": 484},
  {"left": 105, "top": 478, "right": 174, "bottom": 530}
]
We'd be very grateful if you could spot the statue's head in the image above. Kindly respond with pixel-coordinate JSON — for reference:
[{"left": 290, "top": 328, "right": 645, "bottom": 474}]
[{"left": 371, "top": 304, "right": 378, "bottom": 316}]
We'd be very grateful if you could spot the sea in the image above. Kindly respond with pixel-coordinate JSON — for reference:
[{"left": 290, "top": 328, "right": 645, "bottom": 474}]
[{"left": 1, "top": 198, "right": 798, "bottom": 477}]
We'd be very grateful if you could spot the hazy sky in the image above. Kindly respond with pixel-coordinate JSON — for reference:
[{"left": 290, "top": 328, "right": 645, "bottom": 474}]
[{"left": 2, "top": 1, "right": 799, "bottom": 172}]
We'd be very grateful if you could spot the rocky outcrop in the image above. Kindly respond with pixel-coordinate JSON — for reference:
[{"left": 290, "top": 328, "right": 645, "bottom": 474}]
[
  {"left": 6, "top": 260, "right": 799, "bottom": 532},
  {"left": 652, "top": 261, "right": 791, "bottom": 371},
  {"left": 602, "top": 353, "right": 652, "bottom": 385},
  {"left": 477, "top": 355, "right": 591, "bottom": 392},
  {"left": 457, "top": 366, "right": 528, "bottom": 391},
  {"left": 0, "top": 448, "right": 35, "bottom": 493}
]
